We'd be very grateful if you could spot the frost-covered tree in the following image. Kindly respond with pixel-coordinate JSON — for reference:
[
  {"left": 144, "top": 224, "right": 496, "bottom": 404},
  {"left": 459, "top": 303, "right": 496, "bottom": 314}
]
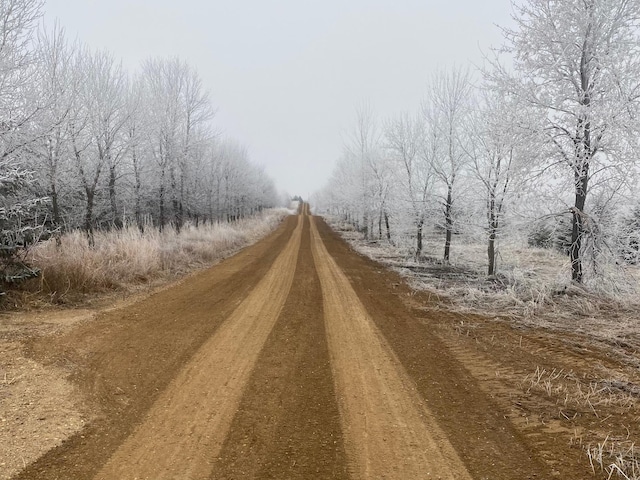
[
  {"left": 467, "top": 89, "right": 534, "bottom": 276},
  {"left": 619, "top": 204, "right": 640, "bottom": 264},
  {"left": 368, "top": 144, "right": 394, "bottom": 242},
  {"left": 67, "top": 47, "right": 107, "bottom": 242},
  {"left": 492, "top": 0, "right": 640, "bottom": 283},
  {"left": 176, "top": 64, "right": 214, "bottom": 226},
  {"left": 86, "top": 50, "right": 129, "bottom": 228},
  {"left": 0, "top": 167, "right": 50, "bottom": 286},
  {"left": 318, "top": 150, "right": 366, "bottom": 227},
  {"left": 0, "top": 0, "right": 52, "bottom": 287},
  {"left": 123, "top": 74, "right": 147, "bottom": 228},
  {"left": 427, "top": 67, "right": 473, "bottom": 263},
  {"left": 385, "top": 113, "right": 432, "bottom": 256},
  {"left": 31, "top": 22, "right": 76, "bottom": 232},
  {"left": 141, "top": 57, "right": 215, "bottom": 229},
  {"left": 343, "top": 104, "right": 380, "bottom": 238},
  {"left": 0, "top": 0, "right": 277, "bottom": 287}
]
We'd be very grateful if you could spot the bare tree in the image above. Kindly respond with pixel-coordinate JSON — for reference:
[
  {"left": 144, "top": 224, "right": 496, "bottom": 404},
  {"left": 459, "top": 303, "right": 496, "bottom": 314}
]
[
  {"left": 86, "top": 50, "right": 129, "bottom": 228},
  {"left": 123, "top": 74, "right": 147, "bottom": 229},
  {"left": 427, "top": 67, "right": 473, "bottom": 263},
  {"left": 492, "top": 0, "right": 640, "bottom": 282},
  {"left": 141, "top": 57, "right": 182, "bottom": 230},
  {"left": 344, "top": 104, "right": 380, "bottom": 238},
  {"left": 66, "top": 47, "right": 106, "bottom": 242},
  {"left": 177, "top": 65, "right": 214, "bottom": 226},
  {"left": 385, "top": 113, "right": 431, "bottom": 256},
  {"left": 368, "top": 147, "right": 394, "bottom": 242},
  {"left": 0, "top": 0, "right": 45, "bottom": 161},
  {"left": 467, "top": 89, "right": 533, "bottom": 276},
  {"left": 141, "top": 57, "right": 215, "bottom": 229},
  {"left": 0, "top": 5, "right": 276, "bottom": 256},
  {"left": 31, "top": 22, "right": 76, "bottom": 231}
]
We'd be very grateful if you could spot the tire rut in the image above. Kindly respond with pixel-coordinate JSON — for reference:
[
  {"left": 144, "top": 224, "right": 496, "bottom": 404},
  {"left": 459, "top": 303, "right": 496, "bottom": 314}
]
[
  {"left": 93, "top": 214, "right": 303, "bottom": 479},
  {"left": 210, "top": 213, "right": 349, "bottom": 480},
  {"left": 310, "top": 216, "right": 473, "bottom": 480},
  {"left": 14, "top": 215, "right": 299, "bottom": 480},
  {"left": 12, "top": 208, "right": 561, "bottom": 480}
]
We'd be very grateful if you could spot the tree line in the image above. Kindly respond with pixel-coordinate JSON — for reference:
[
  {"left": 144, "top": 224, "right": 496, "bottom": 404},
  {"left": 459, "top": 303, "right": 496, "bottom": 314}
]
[
  {"left": 0, "top": 0, "right": 278, "bottom": 283},
  {"left": 316, "top": 0, "right": 640, "bottom": 286}
]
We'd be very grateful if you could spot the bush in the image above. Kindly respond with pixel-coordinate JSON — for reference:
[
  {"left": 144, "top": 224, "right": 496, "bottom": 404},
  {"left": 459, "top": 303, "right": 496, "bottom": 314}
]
[{"left": 527, "top": 216, "right": 572, "bottom": 255}]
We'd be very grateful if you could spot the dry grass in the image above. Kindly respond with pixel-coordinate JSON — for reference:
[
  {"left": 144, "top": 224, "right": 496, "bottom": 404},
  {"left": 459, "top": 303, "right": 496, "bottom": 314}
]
[
  {"left": 521, "top": 366, "right": 636, "bottom": 413},
  {"left": 326, "top": 217, "right": 640, "bottom": 360},
  {"left": 22, "top": 209, "right": 290, "bottom": 304},
  {"left": 522, "top": 365, "right": 640, "bottom": 479},
  {"left": 583, "top": 436, "right": 640, "bottom": 480}
]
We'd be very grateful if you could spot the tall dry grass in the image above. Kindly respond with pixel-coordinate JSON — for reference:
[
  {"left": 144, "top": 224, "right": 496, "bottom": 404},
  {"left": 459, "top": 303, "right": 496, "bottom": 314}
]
[{"left": 24, "top": 209, "right": 291, "bottom": 303}]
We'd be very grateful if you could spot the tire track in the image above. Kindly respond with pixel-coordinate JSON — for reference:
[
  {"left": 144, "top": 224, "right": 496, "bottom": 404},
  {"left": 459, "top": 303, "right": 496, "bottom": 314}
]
[
  {"left": 310, "top": 216, "right": 473, "bottom": 480},
  {"left": 14, "top": 215, "right": 298, "bottom": 480},
  {"left": 94, "top": 214, "right": 303, "bottom": 480},
  {"left": 210, "top": 212, "right": 349, "bottom": 479},
  {"left": 314, "top": 216, "right": 553, "bottom": 479},
  {"left": 13, "top": 206, "right": 558, "bottom": 480}
]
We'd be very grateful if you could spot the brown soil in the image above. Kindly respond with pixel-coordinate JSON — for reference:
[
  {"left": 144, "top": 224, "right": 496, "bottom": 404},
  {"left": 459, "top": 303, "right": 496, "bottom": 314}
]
[{"left": 3, "top": 205, "right": 635, "bottom": 479}]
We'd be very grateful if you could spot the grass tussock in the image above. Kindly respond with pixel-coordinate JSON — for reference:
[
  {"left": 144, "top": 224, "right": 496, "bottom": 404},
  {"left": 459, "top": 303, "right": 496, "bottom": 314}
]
[
  {"left": 582, "top": 435, "right": 640, "bottom": 480},
  {"left": 23, "top": 209, "right": 290, "bottom": 304}
]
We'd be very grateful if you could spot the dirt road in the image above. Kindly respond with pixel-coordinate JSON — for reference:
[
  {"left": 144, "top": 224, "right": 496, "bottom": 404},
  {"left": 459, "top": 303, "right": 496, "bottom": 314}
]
[{"left": 11, "top": 206, "right": 594, "bottom": 479}]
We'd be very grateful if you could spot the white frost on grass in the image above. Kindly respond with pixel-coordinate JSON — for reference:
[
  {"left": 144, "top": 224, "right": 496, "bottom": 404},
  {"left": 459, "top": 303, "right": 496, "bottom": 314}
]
[
  {"left": 325, "top": 216, "right": 640, "bottom": 360},
  {"left": 28, "top": 208, "right": 292, "bottom": 300}
]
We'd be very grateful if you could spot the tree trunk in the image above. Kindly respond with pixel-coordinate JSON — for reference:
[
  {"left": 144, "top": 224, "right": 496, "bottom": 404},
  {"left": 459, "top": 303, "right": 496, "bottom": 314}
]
[
  {"left": 571, "top": 169, "right": 589, "bottom": 282},
  {"left": 179, "top": 170, "right": 185, "bottom": 229},
  {"left": 50, "top": 182, "right": 62, "bottom": 247},
  {"left": 384, "top": 212, "right": 392, "bottom": 243},
  {"left": 49, "top": 182, "right": 61, "bottom": 228},
  {"left": 215, "top": 179, "right": 221, "bottom": 222},
  {"left": 416, "top": 218, "right": 424, "bottom": 259},
  {"left": 170, "top": 168, "right": 181, "bottom": 231},
  {"left": 363, "top": 211, "right": 369, "bottom": 239},
  {"left": 134, "top": 159, "right": 142, "bottom": 231},
  {"left": 487, "top": 193, "right": 497, "bottom": 277},
  {"left": 84, "top": 188, "right": 95, "bottom": 247},
  {"left": 109, "top": 165, "right": 121, "bottom": 228},
  {"left": 444, "top": 185, "right": 453, "bottom": 263},
  {"left": 159, "top": 168, "right": 166, "bottom": 231},
  {"left": 488, "top": 233, "right": 496, "bottom": 277},
  {"left": 571, "top": 38, "right": 592, "bottom": 283}
]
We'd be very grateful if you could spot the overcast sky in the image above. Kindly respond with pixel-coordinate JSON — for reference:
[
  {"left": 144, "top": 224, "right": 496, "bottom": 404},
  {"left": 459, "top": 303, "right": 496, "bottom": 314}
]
[{"left": 43, "top": 0, "right": 514, "bottom": 197}]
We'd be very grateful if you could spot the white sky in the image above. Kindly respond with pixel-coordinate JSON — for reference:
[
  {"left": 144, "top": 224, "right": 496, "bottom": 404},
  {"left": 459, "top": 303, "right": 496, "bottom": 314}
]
[{"left": 43, "top": 0, "right": 514, "bottom": 198}]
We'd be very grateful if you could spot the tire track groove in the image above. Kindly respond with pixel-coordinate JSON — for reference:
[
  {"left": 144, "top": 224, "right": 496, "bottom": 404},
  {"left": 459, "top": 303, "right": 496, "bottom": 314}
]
[
  {"left": 94, "top": 214, "right": 303, "bottom": 480},
  {"left": 310, "top": 215, "right": 473, "bottom": 480},
  {"left": 210, "top": 212, "right": 349, "bottom": 479}
]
